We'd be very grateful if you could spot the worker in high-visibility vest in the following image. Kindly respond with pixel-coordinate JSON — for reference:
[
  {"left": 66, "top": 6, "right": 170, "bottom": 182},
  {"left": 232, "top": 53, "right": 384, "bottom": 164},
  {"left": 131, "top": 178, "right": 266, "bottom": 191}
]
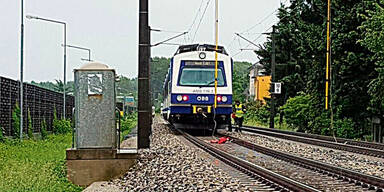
[{"left": 233, "top": 100, "right": 246, "bottom": 132}]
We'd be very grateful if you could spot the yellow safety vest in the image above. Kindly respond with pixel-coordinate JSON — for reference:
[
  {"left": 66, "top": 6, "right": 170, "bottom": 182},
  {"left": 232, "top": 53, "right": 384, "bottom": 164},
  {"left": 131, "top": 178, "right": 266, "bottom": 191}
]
[{"left": 235, "top": 104, "right": 244, "bottom": 117}]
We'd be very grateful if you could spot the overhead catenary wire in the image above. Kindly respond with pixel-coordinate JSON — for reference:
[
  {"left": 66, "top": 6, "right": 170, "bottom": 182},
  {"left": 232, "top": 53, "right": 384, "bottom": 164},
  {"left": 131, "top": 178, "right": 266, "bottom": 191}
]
[
  {"left": 240, "top": 9, "right": 278, "bottom": 35},
  {"left": 234, "top": 4, "right": 300, "bottom": 57},
  {"left": 238, "top": 0, "right": 290, "bottom": 35},
  {"left": 192, "top": 0, "right": 212, "bottom": 43},
  {"left": 187, "top": 0, "right": 205, "bottom": 32},
  {"left": 233, "top": 24, "right": 273, "bottom": 58},
  {"left": 151, "top": 1, "right": 206, "bottom": 46},
  {"left": 237, "top": 36, "right": 242, "bottom": 50},
  {"left": 226, "top": 35, "right": 237, "bottom": 51},
  {"left": 230, "top": 5, "right": 279, "bottom": 58}
]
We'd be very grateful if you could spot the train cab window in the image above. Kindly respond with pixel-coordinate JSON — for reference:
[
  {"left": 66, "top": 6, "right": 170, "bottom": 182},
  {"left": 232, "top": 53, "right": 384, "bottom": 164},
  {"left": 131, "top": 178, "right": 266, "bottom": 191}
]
[{"left": 179, "top": 67, "right": 225, "bottom": 86}]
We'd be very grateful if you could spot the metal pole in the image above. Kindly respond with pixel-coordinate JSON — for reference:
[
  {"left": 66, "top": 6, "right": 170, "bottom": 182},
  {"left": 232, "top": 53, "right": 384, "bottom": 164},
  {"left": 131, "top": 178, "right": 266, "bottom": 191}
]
[
  {"left": 214, "top": 0, "right": 218, "bottom": 109},
  {"left": 151, "top": 32, "right": 187, "bottom": 47},
  {"left": 63, "top": 24, "right": 67, "bottom": 119},
  {"left": 325, "top": 0, "right": 331, "bottom": 110},
  {"left": 20, "top": 0, "right": 24, "bottom": 140},
  {"left": 64, "top": 45, "right": 91, "bottom": 61},
  {"left": 138, "top": 0, "right": 150, "bottom": 149},
  {"left": 26, "top": 16, "right": 67, "bottom": 119},
  {"left": 270, "top": 26, "right": 276, "bottom": 129},
  {"left": 235, "top": 33, "right": 258, "bottom": 47}
]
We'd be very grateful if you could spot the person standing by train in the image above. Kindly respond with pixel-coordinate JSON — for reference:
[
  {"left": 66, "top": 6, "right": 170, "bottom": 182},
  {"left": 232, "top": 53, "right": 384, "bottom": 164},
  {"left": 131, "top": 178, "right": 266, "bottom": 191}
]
[{"left": 233, "top": 100, "right": 246, "bottom": 132}]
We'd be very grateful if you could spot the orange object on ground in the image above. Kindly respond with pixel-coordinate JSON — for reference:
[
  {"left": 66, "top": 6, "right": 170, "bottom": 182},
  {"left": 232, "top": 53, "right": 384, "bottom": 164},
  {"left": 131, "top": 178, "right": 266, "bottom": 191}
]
[
  {"left": 218, "top": 137, "right": 229, "bottom": 144},
  {"left": 210, "top": 137, "right": 230, "bottom": 144}
]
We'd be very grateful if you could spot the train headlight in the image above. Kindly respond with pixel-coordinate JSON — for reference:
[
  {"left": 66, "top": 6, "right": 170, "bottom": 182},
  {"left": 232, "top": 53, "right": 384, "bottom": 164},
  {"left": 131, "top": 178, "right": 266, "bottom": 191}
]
[
  {"left": 182, "top": 95, "right": 189, "bottom": 101},
  {"left": 199, "top": 52, "right": 206, "bottom": 59},
  {"left": 222, "top": 96, "right": 228, "bottom": 102},
  {"left": 177, "top": 95, "right": 183, "bottom": 102}
]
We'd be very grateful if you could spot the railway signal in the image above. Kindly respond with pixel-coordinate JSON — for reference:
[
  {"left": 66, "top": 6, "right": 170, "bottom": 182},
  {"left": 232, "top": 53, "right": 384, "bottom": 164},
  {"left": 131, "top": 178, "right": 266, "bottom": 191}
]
[{"left": 272, "top": 82, "right": 282, "bottom": 94}]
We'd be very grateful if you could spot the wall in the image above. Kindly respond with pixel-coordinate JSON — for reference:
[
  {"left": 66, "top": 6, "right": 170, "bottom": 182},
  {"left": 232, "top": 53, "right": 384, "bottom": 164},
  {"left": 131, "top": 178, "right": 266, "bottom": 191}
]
[{"left": 0, "top": 76, "right": 74, "bottom": 136}]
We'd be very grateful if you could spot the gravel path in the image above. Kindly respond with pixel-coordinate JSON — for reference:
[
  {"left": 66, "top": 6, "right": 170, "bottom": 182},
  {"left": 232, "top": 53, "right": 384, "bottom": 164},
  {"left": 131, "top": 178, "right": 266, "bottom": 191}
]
[
  {"left": 90, "top": 118, "right": 251, "bottom": 192},
  {"left": 225, "top": 130, "right": 384, "bottom": 178}
]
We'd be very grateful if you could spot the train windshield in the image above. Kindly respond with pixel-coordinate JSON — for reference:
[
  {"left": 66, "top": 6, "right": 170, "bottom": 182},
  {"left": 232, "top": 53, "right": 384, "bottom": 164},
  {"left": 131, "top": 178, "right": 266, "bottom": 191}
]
[{"left": 179, "top": 67, "right": 225, "bottom": 86}]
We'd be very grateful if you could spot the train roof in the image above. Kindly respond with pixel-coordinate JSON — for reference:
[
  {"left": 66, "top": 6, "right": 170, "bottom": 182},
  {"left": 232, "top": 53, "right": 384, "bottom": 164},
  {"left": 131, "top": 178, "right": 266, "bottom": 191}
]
[{"left": 175, "top": 44, "right": 228, "bottom": 56}]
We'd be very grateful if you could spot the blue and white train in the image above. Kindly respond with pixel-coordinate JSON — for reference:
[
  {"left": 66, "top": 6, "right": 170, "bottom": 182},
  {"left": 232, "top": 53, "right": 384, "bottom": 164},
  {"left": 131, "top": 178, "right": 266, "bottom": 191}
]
[{"left": 161, "top": 44, "right": 233, "bottom": 130}]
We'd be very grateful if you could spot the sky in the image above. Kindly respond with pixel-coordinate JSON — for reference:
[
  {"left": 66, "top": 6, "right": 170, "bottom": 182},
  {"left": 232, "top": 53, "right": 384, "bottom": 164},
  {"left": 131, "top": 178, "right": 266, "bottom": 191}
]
[{"left": 0, "top": 0, "right": 288, "bottom": 82}]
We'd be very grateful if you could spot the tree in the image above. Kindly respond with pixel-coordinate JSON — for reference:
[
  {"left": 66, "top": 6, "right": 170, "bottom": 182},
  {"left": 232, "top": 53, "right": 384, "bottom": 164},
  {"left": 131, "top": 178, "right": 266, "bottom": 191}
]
[
  {"left": 359, "top": 0, "right": 384, "bottom": 118},
  {"left": 30, "top": 80, "right": 74, "bottom": 95},
  {"left": 233, "top": 61, "right": 252, "bottom": 102},
  {"left": 52, "top": 79, "right": 73, "bottom": 94},
  {"left": 254, "top": 0, "right": 377, "bottom": 138}
]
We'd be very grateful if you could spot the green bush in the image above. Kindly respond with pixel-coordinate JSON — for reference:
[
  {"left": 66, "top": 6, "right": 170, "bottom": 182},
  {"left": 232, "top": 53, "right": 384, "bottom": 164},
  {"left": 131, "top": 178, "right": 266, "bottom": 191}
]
[
  {"left": 41, "top": 119, "right": 48, "bottom": 140},
  {"left": 53, "top": 119, "right": 72, "bottom": 135},
  {"left": 28, "top": 109, "right": 33, "bottom": 139},
  {"left": 280, "top": 94, "right": 312, "bottom": 132},
  {"left": 334, "top": 118, "right": 357, "bottom": 139},
  {"left": 245, "top": 101, "right": 270, "bottom": 125},
  {"left": 310, "top": 111, "right": 331, "bottom": 135},
  {"left": 52, "top": 107, "right": 72, "bottom": 135},
  {"left": 12, "top": 103, "right": 21, "bottom": 138},
  {"left": 0, "top": 126, "right": 4, "bottom": 142},
  {"left": 280, "top": 94, "right": 358, "bottom": 139}
]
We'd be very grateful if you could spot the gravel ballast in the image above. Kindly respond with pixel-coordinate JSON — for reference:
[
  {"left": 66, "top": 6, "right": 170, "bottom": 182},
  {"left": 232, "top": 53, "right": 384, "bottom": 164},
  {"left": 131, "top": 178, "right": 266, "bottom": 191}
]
[
  {"left": 226, "top": 130, "right": 384, "bottom": 178},
  {"left": 93, "top": 118, "right": 251, "bottom": 192}
]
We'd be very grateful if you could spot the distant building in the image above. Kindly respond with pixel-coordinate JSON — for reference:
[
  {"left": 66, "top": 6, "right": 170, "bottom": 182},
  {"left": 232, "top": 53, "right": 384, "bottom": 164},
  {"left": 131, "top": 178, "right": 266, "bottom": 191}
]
[
  {"left": 116, "top": 95, "right": 136, "bottom": 114},
  {"left": 249, "top": 63, "right": 271, "bottom": 104}
]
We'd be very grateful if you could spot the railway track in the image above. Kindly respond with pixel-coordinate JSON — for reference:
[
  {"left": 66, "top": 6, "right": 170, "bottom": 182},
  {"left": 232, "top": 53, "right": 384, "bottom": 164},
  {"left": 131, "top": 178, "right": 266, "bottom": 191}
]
[
  {"left": 218, "top": 132, "right": 384, "bottom": 192},
  {"left": 240, "top": 125, "right": 384, "bottom": 158},
  {"left": 168, "top": 126, "right": 319, "bottom": 192}
]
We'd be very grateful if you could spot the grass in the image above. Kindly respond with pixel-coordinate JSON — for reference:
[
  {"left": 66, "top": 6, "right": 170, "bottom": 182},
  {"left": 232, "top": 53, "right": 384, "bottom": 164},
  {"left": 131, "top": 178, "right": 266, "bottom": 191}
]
[
  {"left": 0, "top": 134, "right": 83, "bottom": 192},
  {"left": 120, "top": 113, "right": 138, "bottom": 142}
]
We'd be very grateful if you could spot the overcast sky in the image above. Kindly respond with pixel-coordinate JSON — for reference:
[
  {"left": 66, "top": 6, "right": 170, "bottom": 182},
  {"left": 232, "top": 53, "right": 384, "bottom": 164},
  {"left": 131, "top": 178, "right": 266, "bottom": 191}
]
[{"left": 0, "top": 0, "right": 287, "bottom": 82}]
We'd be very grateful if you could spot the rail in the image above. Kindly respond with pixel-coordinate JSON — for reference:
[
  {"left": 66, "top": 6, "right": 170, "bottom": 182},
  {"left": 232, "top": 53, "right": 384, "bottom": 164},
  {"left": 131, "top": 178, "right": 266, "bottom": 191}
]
[
  {"left": 219, "top": 132, "right": 384, "bottom": 191},
  {"left": 172, "top": 126, "right": 320, "bottom": 192},
  {"left": 240, "top": 125, "right": 384, "bottom": 158},
  {"left": 244, "top": 125, "right": 384, "bottom": 149}
]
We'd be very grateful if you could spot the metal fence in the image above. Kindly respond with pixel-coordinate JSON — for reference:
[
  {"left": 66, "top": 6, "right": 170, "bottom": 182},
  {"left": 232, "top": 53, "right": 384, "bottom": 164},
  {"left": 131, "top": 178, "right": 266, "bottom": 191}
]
[{"left": 0, "top": 76, "right": 74, "bottom": 136}]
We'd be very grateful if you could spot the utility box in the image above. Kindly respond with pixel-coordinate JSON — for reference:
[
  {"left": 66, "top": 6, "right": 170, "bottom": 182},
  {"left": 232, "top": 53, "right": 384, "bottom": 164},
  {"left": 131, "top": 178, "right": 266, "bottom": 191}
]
[
  {"left": 74, "top": 62, "right": 116, "bottom": 149},
  {"left": 68, "top": 62, "right": 137, "bottom": 187}
]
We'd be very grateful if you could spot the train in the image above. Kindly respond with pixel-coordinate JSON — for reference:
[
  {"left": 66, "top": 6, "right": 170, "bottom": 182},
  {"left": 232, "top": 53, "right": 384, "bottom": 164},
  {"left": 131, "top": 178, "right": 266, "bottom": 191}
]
[{"left": 161, "top": 44, "right": 233, "bottom": 130}]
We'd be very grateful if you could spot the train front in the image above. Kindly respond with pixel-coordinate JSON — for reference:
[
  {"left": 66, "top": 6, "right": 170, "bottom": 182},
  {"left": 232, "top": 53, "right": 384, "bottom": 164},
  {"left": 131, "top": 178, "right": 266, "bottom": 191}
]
[{"left": 168, "top": 44, "right": 233, "bottom": 130}]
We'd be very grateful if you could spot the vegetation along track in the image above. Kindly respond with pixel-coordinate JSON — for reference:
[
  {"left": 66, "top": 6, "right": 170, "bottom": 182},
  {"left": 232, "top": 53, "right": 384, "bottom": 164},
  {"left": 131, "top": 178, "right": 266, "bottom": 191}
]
[
  {"left": 240, "top": 125, "right": 384, "bottom": 158},
  {"left": 218, "top": 132, "right": 384, "bottom": 192},
  {"left": 170, "top": 126, "right": 321, "bottom": 192}
]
